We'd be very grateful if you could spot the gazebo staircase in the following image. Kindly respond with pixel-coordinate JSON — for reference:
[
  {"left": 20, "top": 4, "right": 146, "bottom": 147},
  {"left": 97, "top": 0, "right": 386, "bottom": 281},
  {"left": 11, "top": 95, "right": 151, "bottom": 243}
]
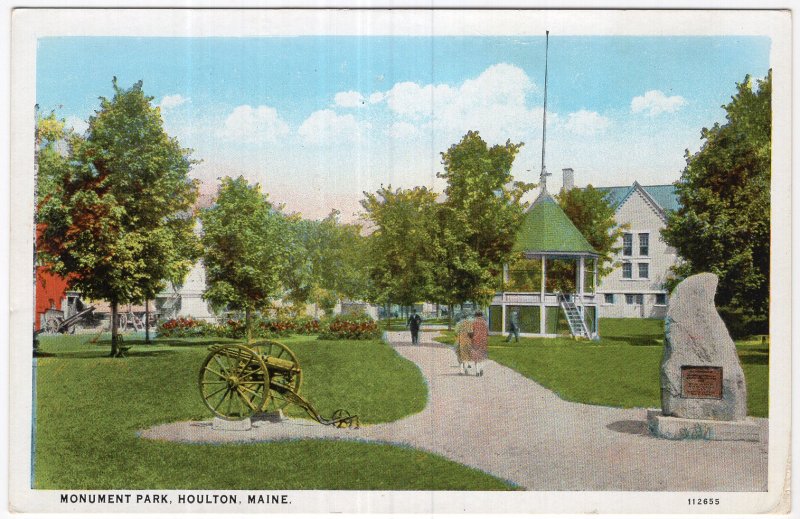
[{"left": 558, "top": 294, "right": 591, "bottom": 339}]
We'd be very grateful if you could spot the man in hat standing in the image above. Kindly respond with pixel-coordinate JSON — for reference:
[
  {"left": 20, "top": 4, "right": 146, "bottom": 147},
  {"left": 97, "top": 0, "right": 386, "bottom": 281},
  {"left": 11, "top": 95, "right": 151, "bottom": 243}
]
[{"left": 407, "top": 309, "right": 423, "bottom": 345}]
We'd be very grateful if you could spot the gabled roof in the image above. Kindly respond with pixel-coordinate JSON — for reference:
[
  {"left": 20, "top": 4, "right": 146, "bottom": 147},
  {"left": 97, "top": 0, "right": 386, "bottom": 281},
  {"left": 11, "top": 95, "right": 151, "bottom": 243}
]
[
  {"left": 514, "top": 191, "right": 597, "bottom": 255},
  {"left": 599, "top": 183, "right": 680, "bottom": 214}
]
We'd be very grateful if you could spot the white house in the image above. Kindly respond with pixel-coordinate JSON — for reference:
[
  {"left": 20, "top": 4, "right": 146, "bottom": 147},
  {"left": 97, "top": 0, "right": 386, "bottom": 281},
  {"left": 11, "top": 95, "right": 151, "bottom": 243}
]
[
  {"left": 155, "top": 260, "right": 219, "bottom": 322},
  {"left": 592, "top": 179, "right": 681, "bottom": 319}
]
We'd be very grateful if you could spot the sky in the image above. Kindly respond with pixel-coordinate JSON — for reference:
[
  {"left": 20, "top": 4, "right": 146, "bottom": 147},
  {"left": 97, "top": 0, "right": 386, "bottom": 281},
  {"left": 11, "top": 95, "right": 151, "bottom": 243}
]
[{"left": 36, "top": 36, "right": 771, "bottom": 221}]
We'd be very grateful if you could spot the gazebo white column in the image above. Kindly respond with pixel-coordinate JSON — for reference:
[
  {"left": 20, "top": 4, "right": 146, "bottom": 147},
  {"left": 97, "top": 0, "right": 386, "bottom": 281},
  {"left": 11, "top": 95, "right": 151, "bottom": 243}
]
[
  {"left": 501, "top": 263, "right": 509, "bottom": 333},
  {"left": 578, "top": 256, "right": 585, "bottom": 297},
  {"left": 540, "top": 255, "right": 546, "bottom": 333}
]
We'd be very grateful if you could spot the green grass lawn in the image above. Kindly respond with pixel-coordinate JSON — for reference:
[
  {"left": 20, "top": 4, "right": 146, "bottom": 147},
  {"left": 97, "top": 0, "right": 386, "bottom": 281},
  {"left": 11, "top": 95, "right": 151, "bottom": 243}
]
[
  {"left": 34, "top": 334, "right": 515, "bottom": 490},
  {"left": 436, "top": 318, "right": 768, "bottom": 417}
]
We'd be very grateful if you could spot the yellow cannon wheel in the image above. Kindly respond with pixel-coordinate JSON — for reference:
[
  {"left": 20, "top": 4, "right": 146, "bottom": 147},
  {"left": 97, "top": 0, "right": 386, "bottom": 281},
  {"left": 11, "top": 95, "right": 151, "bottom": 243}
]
[
  {"left": 199, "top": 344, "right": 269, "bottom": 420},
  {"left": 248, "top": 339, "right": 302, "bottom": 413}
]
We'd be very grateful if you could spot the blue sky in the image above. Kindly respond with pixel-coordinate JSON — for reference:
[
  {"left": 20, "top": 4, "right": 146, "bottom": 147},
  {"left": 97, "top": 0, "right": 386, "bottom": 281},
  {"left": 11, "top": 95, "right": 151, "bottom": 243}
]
[{"left": 37, "top": 36, "right": 771, "bottom": 220}]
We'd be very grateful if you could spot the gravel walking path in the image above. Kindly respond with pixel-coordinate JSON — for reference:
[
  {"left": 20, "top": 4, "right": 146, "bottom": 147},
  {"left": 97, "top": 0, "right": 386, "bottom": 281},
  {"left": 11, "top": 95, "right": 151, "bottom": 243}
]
[{"left": 140, "top": 331, "right": 768, "bottom": 491}]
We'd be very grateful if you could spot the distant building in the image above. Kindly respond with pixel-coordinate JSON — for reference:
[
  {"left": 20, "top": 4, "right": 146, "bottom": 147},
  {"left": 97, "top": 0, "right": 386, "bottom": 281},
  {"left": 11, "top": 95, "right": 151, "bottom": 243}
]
[
  {"left": 155, "top": 260, "right": 219, "bottom": 322},
  {"left": 594, "top": 180, "right": 681, "bottom": 319}
]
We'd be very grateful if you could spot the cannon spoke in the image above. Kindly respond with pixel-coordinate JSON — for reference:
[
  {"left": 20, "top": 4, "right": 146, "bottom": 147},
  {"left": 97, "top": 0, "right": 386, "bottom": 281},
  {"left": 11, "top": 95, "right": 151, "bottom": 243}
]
[
  {"left": 213, "top": 387, "right": 231, "bottom": 412},
  {"left": 203, "top": 366, "right": 226, "bottom": 379},
  {"left": 235, "top": 387, "right": 256, "bottom": 411}
]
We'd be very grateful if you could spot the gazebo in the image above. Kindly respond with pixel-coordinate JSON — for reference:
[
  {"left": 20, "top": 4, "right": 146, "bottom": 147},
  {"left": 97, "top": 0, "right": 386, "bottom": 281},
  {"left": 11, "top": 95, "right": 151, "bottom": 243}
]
[{"left": 488, "top": 188, "right": 600, "bottom": 339}]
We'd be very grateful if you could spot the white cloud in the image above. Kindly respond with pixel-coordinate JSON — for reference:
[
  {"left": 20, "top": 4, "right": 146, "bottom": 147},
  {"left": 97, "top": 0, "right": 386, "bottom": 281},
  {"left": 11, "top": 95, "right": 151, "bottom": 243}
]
[
  {"left": 334, "top": 91, "right": 366, "bottom": 108},
  {"left": 298, "top": 109, "right": 370, "bottom": 144},
  {"left": 368, "top": 92, "right": 385, "bottom": 104},
  {"left": 64, "top": 115, "right": 88, "bottom": 135},
  {"left": 159, "top": 94, "right": 189, "bottom": 111},
  {"left": 631, "top": 90, "right": 687, "bottom": 116},
  {"left": 218, "top": 105, "right": 290, "bottom": 143},
  {"left": 384, "top": 81, "right": 457, "bottom": 119},
  {"left": 564, "top": 110, "right": 610, "bottom": 135},
  {"left": 387, "top": 121, "right": 421, "bottom": 141}
]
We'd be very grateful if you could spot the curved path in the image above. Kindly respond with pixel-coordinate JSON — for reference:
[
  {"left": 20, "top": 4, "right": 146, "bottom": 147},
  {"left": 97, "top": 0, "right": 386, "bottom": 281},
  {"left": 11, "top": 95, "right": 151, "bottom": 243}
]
[{"left": 140, "top": 331, "right": 768, "bottom": 491}]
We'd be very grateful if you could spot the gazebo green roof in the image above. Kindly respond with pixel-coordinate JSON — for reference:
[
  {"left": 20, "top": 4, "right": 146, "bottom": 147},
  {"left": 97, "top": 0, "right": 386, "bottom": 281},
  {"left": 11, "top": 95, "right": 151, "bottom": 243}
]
[{"left": 513, "top": 191, "right": 598, "bottom": 255}]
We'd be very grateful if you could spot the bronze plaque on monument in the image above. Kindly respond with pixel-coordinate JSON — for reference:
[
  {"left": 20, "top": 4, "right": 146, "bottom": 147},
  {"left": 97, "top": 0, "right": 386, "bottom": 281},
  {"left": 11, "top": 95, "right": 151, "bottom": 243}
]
[{"left": 681, "top": 366, "right": 723, "bottom": 399}]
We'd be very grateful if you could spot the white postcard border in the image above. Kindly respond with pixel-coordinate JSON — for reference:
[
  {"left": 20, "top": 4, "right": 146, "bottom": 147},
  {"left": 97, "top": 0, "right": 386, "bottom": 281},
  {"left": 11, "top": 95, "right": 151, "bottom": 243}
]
[{"left": 8, "top": 8, "right": 792, "bottom": 515}]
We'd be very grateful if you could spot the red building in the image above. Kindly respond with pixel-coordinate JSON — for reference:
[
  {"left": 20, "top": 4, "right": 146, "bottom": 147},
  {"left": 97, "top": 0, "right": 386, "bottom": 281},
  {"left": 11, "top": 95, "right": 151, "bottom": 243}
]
[{"left": 35, "top": 268, "right": 69, "bottom": 330}]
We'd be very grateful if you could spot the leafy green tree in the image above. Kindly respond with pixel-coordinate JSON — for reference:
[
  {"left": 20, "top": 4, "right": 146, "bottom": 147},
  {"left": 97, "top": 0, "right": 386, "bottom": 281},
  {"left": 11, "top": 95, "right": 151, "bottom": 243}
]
[
  {"left": 139, "top": 216, "right": 201, "bottom": 342},
  {"left": 37, "top": 79, "right": 198, "bottom": 356},
  {"left": 662, "top": 71, "right": 771, "bottom": 335},
  {"left": 435, "top": 131, "right": 531, "bottom": 311},
  {"left": 200, "top": 176, "right": 295, "bottom": 342},
  {"left": 290, "top": 211, "right": 371, "bottom": 316},
  {"left": 557, "top": 185, "right": 626, "bottom": 278},
  {"left": 360, "top": 186, "right": 442, "bottom": 316}
]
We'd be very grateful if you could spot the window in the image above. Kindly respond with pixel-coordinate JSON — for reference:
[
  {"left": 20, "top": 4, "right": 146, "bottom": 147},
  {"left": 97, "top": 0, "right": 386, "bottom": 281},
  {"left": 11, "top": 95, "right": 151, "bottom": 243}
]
[
  {"left": 638, "top": 263, "right": 649, "bottom": 279},
  {"left": 604, "top": 293, "right": 615, "bottom": 304},
  {"left": 655, "top": 293, "right": 667, "bottom": 305},
  {"left": 622, "top": 262, "right": 632, "bottom": 279},
  {"left": 626, "top": 294, "right": 643, "bottom": 305},
  {"left": 623, "top": 233, "right": 633, "bottom": 256},
  {"left": 639, "top": 233, "right": 649, "bottom": 256}
]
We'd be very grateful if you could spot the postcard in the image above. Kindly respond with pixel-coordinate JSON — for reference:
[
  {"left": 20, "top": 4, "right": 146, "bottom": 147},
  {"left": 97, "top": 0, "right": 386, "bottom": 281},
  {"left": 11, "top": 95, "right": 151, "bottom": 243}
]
[{"left": 8, "top": 8, "right": 792, "bottom": 515}]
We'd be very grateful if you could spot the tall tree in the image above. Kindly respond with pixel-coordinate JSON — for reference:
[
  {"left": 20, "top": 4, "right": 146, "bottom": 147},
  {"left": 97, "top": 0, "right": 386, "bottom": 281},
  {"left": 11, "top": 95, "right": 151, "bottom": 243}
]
[
  {"left": 360, "top": 186, "right": 441, "bottom": 314},
  {"left": 200, "top": 176, "right": 295, "bottom": 342},
  {"left": 435, "top": 131, "right": 531, "bottom": 309},
  {"left": 662, "top": 71, "right": 771, "bottom": 335},
  {"left": 557, "top": 185, "right": 626, "bottom": 279},
  {"left": 289, "top": 211, "right": 371, "bottom": 316},
  {"left": 37, "top": 79, "right": 198, "bottom": 356}
]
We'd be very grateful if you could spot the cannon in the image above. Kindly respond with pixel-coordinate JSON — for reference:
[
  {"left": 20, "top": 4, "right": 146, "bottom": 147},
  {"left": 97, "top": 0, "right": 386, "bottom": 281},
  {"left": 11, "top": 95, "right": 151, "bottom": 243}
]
[
  {"left": 37, "top": 305, "right": 96, "bottom": 335},
  {"left": 198, "top": 340, "right": 359, "bottom": 428}
]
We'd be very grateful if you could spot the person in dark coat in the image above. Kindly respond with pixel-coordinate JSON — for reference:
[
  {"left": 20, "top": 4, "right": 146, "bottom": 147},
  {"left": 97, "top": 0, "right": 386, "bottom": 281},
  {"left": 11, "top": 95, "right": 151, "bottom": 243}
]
[
  {"left": 505, "top": 309, "right": 520, "bottom": 343},
  {"left": 407, "top": 310, "right": 423, "bottom": 345}
]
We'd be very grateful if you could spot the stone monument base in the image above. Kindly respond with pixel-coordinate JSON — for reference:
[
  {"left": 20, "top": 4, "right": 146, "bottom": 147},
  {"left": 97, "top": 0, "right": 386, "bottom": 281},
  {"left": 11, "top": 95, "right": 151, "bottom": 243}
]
[
  {"left": 647, "top": 409, "right": 760, "bottom": 442},
  {"left": 212, "top": 416, "right": 252, "bottom": 431}
]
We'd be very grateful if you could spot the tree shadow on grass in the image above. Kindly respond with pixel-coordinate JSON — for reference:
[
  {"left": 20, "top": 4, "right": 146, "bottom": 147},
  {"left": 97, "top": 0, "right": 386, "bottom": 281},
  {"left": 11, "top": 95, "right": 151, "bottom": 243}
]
[
  {"left": 94, "top": 338, "right": 236, "bottom": 348},
  {"left": 738, "top": 353, "right": 769, "bottom": 365},
  {"left": 37, "top": 349, "right": 181, "bottom": 359},
  {"left": 601, "top": 335, "right": 662, "bottom": 347}
]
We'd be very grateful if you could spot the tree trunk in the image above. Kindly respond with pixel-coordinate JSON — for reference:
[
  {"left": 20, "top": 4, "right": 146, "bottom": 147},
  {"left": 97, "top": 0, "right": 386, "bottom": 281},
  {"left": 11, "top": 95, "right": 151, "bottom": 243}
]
[
  {"left": 447, "top": 304, "right": 453, "bottom": 331},
  {"left": 245, "top": 307, "right": 252, "bottom": 343},
  {"left": 145, "top": 299, "right": 151, "bottom": 344},
  {"left": 110, "top": 300, "right": 119, "bottom": 357}
]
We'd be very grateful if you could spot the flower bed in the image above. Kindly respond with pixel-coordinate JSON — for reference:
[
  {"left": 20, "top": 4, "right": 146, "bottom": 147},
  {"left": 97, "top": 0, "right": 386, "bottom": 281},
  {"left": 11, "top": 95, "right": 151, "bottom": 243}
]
[
  {"left": 318, "top": 313, "right": 380, "bottom": 340},
  {"left": 159, "top": 314, "right": 375, "bottom": 340},
  {"left": 157, "top": 317, "right": 215, "bottom": 338}
]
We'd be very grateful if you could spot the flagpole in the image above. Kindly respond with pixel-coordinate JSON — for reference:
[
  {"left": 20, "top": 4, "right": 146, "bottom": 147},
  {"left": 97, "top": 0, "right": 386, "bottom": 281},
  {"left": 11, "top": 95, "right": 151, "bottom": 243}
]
[{"left": 540, "top": 30, "right": 550, "bottom": 192}]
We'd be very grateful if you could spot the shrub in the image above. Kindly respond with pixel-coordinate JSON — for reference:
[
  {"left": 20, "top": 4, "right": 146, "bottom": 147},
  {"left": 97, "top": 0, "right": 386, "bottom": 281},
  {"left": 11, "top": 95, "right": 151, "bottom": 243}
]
[{"left": 318, "top": 312, "right": 380, "bottom": 340}]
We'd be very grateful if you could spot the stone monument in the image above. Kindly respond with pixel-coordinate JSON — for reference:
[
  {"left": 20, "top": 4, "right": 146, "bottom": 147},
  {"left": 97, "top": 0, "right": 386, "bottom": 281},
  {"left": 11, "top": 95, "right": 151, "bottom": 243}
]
[{"left": 647, "top": 273, "right": 760, "bottom": 441}]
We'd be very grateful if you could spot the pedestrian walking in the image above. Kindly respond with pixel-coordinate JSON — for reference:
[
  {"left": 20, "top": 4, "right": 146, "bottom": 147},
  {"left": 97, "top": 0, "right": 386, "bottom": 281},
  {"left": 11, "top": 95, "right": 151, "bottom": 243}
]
[
  {"left": 505, "top": 309, "right": 520, "bottom": 343},
  {"left": 453, "top": 312, "right": 473, "bottom": 374},
  {"left": 407, "top": 310, "right": 423, "bottom": 345},
  {"left": 469, "top": 311, "right": 489, "bottom": 376}
]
